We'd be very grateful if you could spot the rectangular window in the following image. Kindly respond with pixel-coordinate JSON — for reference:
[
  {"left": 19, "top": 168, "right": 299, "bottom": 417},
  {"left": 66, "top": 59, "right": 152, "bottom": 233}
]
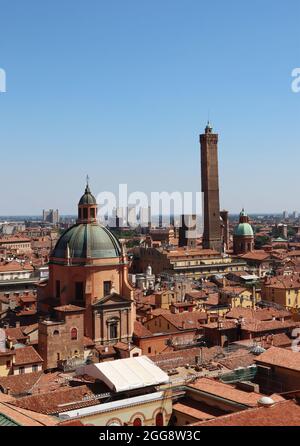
[
  {"left": 6, "top": 360, "right": 11, "bottom": 369},
  {"left": 56, "top": 280, "right": 61, "bottom": 299},
  {"left": 19, "top": 367, "right": 25, "bottom": 375},
  {"left": 75, "top": 282, "right": 84, "bottom": 301},
  {"left": 109, "top": 323, "right": 118, "bottom": 339},
  {"left": 103, "top": 281, "right": 111, "bottom": 296},
  {"left": 32, "top": 365, "right": 38, "bottom": 373}
]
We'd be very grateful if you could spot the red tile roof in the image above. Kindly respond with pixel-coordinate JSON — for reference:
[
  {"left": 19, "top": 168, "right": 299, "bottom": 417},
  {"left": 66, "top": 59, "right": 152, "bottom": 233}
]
[
  {"left": 225, "top": 307, "right": 291, "bottom": 321},
  {"left": 255, "top": 346, "right": 300, "bottom": 372},
  {"left": 5, "top": 327, "right": 28, "bottom": 342},
  {"left": 157, "top": 311, "right": 207, "bottom": 331},
  {"left": 0, "top": 372, "right": 43, "bottom": 396},
  {"left": 193, "top": 400, "right": 300, "bottom": 426},
  {"left": 189, "top": 377, "right": 266, "bottom": 407},
  {"left": 10, "top": 385, "right": 96, "bottom": 415},
  {"left": 133, "top": 321, "right": 153, "bottom": 338},
  {"left": 54, "top": 304, "right": 85, "bottom": 312},
  {"left": 14, "top": 346, "right": 43, "bottom": 366}
]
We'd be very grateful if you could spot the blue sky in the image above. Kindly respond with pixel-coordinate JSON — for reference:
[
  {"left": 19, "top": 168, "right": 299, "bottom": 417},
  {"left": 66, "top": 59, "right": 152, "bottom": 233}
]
[{"left": 0, "top": 0, "right": 300, "bottom": 215}]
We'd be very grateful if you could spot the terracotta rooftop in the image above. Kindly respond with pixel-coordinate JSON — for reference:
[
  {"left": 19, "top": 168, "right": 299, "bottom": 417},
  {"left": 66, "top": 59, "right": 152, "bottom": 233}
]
[
  {"left": 218, "top": 351, "right": 256, "bottom": 370},
  {"left": 14, "top": 346, "right": 43, "bottom": 366},
  {"left": 0, "top": 372, "right": 43, "bottom": 396},
  {"left": 54, "top": 304, "right": 85, "bottom": 312},
  {"left": 21, "top": 323, "right": 38, "bottom": 335},
  {"left": 166, "top": 248, "right": 219, "bottom": 258},
  {"left": 193, "top": 400, "right": 300, "bottom": 426},
  {"left": 239, "top": 250, "right": 270, "bottom": 261},
  {"left": 173, "top": 398, "right": 224, "bottom": 421},
  {"left": 264, "top": 274, "right": 300, "bottom": 289},
  {"left": 151, "top": 346, "right": 222, "bottom": 370},
  {"left": 0, "top": 237, "right": 31, "bottom": 243},
  {"left": 188, "top": 377, "right": 280, "bottom": 407},
  {"left": 225, "top": 307, "right": 291, "bottom": 321},
  {"left": 5, "top": 327, "right": 28, "bottom": 342},
  {"left": 0, "top": 260, "right": 33, "bottom": 272},
  {"left": 0, "top": 400, "right": 57, "bottom": 426},
  {"left": 204, "top": 320, "right": 237, "bottom": 330},
  {"left": 133, "top": 320, "right": 153, "bottom": 338},
  {"left": 10, "top": 385, "right": 97, "bottom": 415},
  {"left": 255, "top": 346, "right": 300, "bottom": 372},
  {"left": 155, "top": 311, "right": 207, "bottom": 331},
  {"left": 242, "top": 319, "right": 296, "bottom": 333}
]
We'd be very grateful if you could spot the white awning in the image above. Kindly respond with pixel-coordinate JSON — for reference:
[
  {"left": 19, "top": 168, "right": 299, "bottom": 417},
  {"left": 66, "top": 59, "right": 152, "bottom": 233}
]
[{"left": 77, "top": 356, "right": 169, "bottom": 392}]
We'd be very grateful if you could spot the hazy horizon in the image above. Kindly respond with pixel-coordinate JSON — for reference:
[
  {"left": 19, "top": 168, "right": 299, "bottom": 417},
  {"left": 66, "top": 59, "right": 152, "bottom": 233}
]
[{"left": 1, "top": 1, "right": 300, "bottom": 214}]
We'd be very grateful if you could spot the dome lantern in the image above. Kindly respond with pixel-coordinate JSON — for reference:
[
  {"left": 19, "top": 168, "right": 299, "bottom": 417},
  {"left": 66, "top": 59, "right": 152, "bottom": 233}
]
[{"left": 77, "top": 178, "right": 97, "bottom": 224}]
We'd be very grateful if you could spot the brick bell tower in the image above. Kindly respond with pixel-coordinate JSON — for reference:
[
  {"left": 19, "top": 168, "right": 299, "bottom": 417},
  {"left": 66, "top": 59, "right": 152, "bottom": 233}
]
[{"left": 200, "top": 122, "right": 222, "bottom": 252}]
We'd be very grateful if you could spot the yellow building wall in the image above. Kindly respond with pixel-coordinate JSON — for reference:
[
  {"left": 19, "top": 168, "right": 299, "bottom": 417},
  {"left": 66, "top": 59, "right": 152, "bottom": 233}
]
[
  {"left": 0, "top": 356, "right": 12, "bottom": 377},
  {"left": 74, "top": 392, "right": 173, "bottom": 426}
]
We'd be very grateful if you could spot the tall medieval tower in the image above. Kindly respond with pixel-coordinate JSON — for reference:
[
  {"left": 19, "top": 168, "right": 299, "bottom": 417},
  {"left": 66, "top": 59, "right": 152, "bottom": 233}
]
[{"left": 200, "top": 122, "right": 222, "bottom": 252}]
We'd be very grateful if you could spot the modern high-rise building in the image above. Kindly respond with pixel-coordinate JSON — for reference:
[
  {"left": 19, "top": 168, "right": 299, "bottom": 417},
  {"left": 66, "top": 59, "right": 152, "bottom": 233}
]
[
  {"left": 200, "top": 122, "right": 222, "bottom": 252},
  {"left": 42, "top": 209, "right": 59, "bottom": 225}
]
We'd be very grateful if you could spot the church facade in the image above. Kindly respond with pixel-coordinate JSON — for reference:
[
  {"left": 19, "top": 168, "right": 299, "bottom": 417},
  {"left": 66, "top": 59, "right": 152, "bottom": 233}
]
[{"left": 38, "top": 183, "right": 136, "bottom": 369}]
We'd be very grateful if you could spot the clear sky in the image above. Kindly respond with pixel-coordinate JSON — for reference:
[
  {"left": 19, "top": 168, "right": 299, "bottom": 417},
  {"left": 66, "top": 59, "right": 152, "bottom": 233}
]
[{"left": 0, "top": 0, "right": 300, "bottom": 215}]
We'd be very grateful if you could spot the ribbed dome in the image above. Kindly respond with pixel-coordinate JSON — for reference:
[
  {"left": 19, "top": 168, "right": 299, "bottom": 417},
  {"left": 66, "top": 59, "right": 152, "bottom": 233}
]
[
  {"left": 52, "top": 223, "right": 121, "bottom": 259},
  {"left": 234, "top": 223, "right": 254, "bottom": 237},
  {"left": 78, "top": 185, "right": 97, "bottom": 206}
]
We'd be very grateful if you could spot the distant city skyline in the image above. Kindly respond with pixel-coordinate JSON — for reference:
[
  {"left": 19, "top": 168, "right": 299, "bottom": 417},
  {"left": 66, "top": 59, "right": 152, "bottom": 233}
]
[{"left": 0, "top": 1, "right": 300, "bottom": 214}]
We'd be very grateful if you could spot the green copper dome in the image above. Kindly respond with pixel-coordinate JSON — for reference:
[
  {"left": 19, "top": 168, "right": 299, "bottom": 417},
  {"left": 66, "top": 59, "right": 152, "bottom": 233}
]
[
  {"left": 78, "top": 184, "right": 97, "bottom": 206},
  {"left": 52, "top": 223, "right": 121, "bottom": 259},
  {"left": 233, "top": 223, "right": 254, "bottom": 237}
]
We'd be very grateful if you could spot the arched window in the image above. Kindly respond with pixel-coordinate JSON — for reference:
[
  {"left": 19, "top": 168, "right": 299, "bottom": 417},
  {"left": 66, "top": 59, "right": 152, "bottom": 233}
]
[
  {"left": 71, "top": 327, "right": 78, "bottom": 340},
  {"left": 133, "top": 417, "right": 142, "bottom": 426},
  {"left": 156, "top": 412, "right": 163, "bottom": 426},
  {"left": 53, "top": 330, "right": 59, "bottom": 336}
]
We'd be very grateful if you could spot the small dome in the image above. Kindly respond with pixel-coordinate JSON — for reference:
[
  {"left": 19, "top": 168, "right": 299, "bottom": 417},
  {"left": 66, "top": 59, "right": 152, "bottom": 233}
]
[
  {"left": 258, "top": 396, "right": 275, "bottom": 407},
  {"left": 78, "top": 185, "right": 97, "bottom": 206},
  {"left": 52, "top": 223, "right": 121, "bottom": 259},
  {"left": 250, "top": 345, "right": 266, "bottom": 355},
  {"left": 234, "top": 223, "right": 254, "bottom": 237}
]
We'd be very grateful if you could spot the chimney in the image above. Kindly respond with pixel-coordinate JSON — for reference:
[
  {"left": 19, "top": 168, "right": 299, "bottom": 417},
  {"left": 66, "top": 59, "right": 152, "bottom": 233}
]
[{"left": 15, "top": 321, "right": 20, "bottom": 328}]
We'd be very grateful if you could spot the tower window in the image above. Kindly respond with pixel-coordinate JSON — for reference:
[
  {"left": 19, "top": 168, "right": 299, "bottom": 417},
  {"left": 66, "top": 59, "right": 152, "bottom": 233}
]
[
  {"left": 83, "top": 208, "right": 88, "bottom": 219},
  {"left": 56, "top": 280, "right": 61, "bottom": 299},
  {"left": 75, "top": 282, "right": 84, "bottom": 301},
  {"left": 90, "top": 208, "right": 96, "bottom": 219},
  {"left": 71, "top": 327, "right": 78, "bottom": 340},
  {"left": 109, "top": 323, "right": 118, "bottom": 340},
  {"left": 103, "top": 281, "right": 111, "bottom": 296}
]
